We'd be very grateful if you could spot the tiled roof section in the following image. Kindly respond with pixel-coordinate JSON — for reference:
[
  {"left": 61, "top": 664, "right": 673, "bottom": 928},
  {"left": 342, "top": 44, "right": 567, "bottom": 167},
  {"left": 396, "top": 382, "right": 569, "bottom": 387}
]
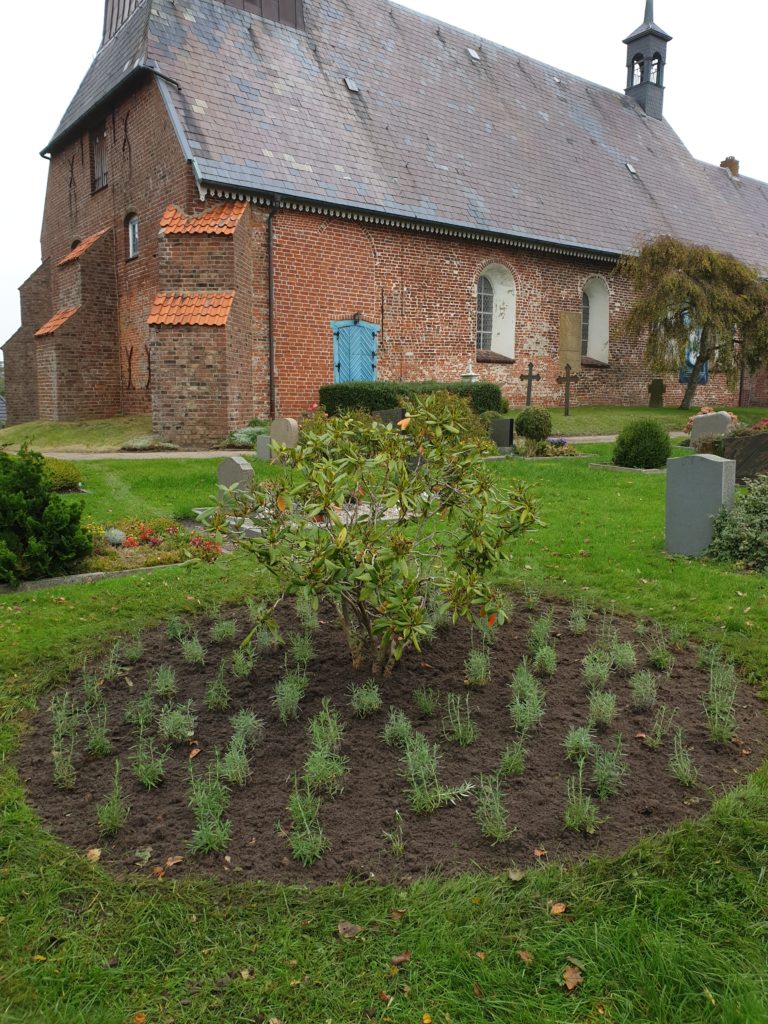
[
  {"left": 147, "top": 291, "right": 235, "bottom": 326},
  {"left": 34, "top": 307, "right": 80, "bottom": 337},
  {"left": 47, "top": 0, "right": 768, "bottom": 268},
  {"left": 159, "top": 201, "right": 248, "bottom": 235},
  {"left": 58, "top": 229, "right": 110, "bottom": 266}
]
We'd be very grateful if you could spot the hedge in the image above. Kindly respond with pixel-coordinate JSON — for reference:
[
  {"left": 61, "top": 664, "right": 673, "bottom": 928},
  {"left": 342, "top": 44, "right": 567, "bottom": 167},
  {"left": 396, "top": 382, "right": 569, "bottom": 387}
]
[{"left": 318, "top": 380, "right": 504, "bottom": 416}]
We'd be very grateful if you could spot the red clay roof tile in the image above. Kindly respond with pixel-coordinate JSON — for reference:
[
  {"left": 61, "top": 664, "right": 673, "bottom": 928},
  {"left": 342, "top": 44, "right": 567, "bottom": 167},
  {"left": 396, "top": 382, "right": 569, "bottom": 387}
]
[
  {"left": 57, "top": 228, "right": 110, "bottom": 266},
  {"left": 159, "top": 202, "right": 247, "bottom": 236},
  {"left": 147, "top": 292, "right": 235, "bottom": 327},
  {"left": 34, "top": 307, "right": 80, "bottom": 337}
]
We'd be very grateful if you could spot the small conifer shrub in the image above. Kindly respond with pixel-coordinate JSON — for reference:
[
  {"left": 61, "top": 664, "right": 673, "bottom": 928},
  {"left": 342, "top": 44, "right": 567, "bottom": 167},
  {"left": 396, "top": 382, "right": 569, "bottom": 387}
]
[{"left": 612, "top": 419, "right": 671, "bottom": 469}]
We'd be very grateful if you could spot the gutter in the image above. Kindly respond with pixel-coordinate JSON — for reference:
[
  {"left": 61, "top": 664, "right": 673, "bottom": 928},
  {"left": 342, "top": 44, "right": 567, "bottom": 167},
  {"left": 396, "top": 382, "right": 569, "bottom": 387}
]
[{"left": 267, "top": 197, "right": 281, "bottom": 419}]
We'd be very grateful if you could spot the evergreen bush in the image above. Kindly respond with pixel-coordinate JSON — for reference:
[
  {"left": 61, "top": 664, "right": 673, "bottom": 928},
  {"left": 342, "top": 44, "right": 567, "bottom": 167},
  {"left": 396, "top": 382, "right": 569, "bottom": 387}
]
[
  {"left": 708, "top": 474, "right": 768, "bottom": 571},
  {"left": 515, "top": 406, "right": 552, "bottom": 441},
  {"left": 318, "top": 380, "right": 503, "bottom": 416},
  {"left": 612, "top": 418, "right": 671, "bottom": 469},
  {"left": 0, "top": 447, "right": 91, "bottom": 586}
]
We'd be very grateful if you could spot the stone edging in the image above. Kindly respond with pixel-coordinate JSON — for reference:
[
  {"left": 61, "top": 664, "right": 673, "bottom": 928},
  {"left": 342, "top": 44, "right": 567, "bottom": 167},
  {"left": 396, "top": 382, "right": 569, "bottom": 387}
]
[
  {"left": 589, "top": 463, "right": 665, "bottom": 474},
  {"left": 0, "top": 559, "right": 199, "bottom": 594}
]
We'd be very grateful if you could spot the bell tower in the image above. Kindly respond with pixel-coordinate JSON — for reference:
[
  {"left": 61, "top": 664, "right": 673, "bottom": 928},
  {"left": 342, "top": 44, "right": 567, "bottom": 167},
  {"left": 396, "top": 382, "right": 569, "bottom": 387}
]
[
  {"left": 102, "top": 0, "right": 145, "bottom": 45},
  {"left": 623, "top": 0, "right": 672, "bottom": 120}
]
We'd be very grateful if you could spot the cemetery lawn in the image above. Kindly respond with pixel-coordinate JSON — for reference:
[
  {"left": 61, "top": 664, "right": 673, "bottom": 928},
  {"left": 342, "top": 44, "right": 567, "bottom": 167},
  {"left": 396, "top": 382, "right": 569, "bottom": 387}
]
[
  {"left": 1, "top": 455, "right": 767, "bottom": 1022},
  {"left": 507, "top": 404, "right": 768, "bottom": 437},
  {"left": 0, "top": 415, "right": 153, "bottom": 452}
]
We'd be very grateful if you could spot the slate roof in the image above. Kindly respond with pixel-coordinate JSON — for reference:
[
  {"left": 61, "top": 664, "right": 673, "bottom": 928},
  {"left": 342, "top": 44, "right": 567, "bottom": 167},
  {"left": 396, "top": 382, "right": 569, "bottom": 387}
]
[
  {"left": 46, "top": 0, "right": 768, "bottom": 267},
  {"left": 35, "top": 307, "right": 80, "bottom": 337},
  {"left": 147, "top": 291, "right": 235, "bottom": 326}
]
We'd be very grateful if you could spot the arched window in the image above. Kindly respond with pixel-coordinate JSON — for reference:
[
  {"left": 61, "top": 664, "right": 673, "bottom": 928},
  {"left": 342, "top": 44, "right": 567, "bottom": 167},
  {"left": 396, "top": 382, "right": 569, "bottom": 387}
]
[
  {"left": 126, "top": 214, "right": 139, "bottom": 260},
  {"left": 475, "top": 264, "right": 517, "bottom": 359},
  {"left": 650, "top": 53, "right": 662, "bottom": 85},
  {"left": 632, "top": 54, "right": 644, "bottom": 86},
  {"left": 70, "top": 239, "right": 81, "bottom": 251},
  {"left": 581, "top": 277, "right": 610, "bottom": 364}
]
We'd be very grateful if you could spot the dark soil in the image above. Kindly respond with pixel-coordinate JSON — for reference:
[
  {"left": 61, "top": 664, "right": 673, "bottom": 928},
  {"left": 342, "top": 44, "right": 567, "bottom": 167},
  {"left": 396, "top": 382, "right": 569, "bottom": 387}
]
[{"left": 17, "top": 599, "right": 768, "bottom": 885}]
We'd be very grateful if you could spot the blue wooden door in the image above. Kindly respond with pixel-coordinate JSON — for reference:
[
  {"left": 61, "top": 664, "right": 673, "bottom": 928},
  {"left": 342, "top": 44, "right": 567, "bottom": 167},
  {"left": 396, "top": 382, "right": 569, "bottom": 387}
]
[{"left": 331, "top": 320, "right": 379, "bottom": 383}]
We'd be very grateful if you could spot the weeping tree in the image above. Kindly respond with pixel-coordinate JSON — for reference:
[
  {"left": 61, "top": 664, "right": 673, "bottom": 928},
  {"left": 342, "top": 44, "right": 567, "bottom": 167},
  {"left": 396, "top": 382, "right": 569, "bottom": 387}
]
[{"left": 617, "top": 236, "right": 768, "bottom": 409}]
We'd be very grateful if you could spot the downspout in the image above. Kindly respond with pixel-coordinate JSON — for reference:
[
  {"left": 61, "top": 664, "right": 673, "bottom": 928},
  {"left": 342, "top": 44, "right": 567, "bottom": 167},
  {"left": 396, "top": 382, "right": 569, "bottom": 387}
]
[{"left": 267, "top": 196, "right": 281, "bottom": 419}]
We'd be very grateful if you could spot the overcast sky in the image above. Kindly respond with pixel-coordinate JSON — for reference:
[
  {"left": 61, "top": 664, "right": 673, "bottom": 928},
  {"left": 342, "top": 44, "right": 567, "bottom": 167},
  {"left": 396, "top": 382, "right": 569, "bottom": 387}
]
[{"left": 1, "top": 0, "right": 767, "bottom": 350}]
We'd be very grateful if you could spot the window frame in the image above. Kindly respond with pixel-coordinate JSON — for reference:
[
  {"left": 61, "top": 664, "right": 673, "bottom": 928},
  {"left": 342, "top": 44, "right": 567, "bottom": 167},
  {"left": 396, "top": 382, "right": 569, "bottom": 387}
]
[
  {"left": 476, "top": 274, "right": 494, "bottom": 351},
  {"left": 126, "top": 214, "right": 139, "bottom": 261},
  {"left": 90, "top": 124, "right": 109, "bottom": 193}
]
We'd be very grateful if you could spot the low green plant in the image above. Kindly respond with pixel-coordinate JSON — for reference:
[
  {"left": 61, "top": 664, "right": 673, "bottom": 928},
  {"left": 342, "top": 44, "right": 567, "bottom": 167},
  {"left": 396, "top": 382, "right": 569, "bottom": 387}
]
[
  {"left": 80, "top": 666, "right": 103, "bottom": 709},
  {"left": 645, "top": 703, "right": 675, "bottom": 750},
  {"left": 564, "top": 767, "right": 599, "bottom": 834},
  {"left": 668, "top": 622, "right": 689, "bottom": 651},
  {"left": 209, "top": 617, "right": 237, "bottom": 643},
  {"left": 273, "top": 670, "right": 308, "bottom": 723},
  {"left": 568, "top": 607, "right": 588, "bottom": 635},
  {"left": 124, "top": 690, "right": 156, "bottom": 730},
  {"left": 413, "top": 686, "right": 440, "bottom": 717},
  {"left": 158, "top": 700, "right": 197, "bottom": 743},
  {"left": 220, "top": 735, "right": 250, "bottom": 787},
  {"left": 350, "top": 679, "right": 382, "bottom": 717},
  {"left": 498, "top": 740, "right": 526, "bottom": 776},
  {"left": 120, "top": 635, "right": 144, "bottom": 665},
  {"left": 205, "top": 660, "right": 231, "bottom": 712},
  {"left": 50, "top": 691, "right": 79, "bottom": 738},
  {"left": 612, "top": 640, "right": 637, "bottom": 674},
  {"left": 304, "top": 745, "right": 348, "bottom": 796},
  {"left": 709, "top": 473, "right": 768, "bottom": 571},
  {"left": 528, "top": 609, "right": 554, "bottom": 652},
  {"left": 508, "top": 691, "right": 545, "bottom": 735},
  {"left": 296, "top": 592, "right": 320, "bottom": 632},
  {"left": 612, "top": 418, "right": 671, "bottom": 469},
  {"left": 464, "top": 646, "right": 491, "bottom": 687},
  {"left": 443, "top": 692, "right": 478, "bottom": 746},
  {"left": 96, "top": 761, "right": 130, "bottom": 835},
  {"left": 582, "top": 649, "right": 612, "bottom": 688},
  {"left": 231, "top": 644, "right": 255, "bottom": 680},
  {"left": 400, "top": 732, "right": 473, "bottom": 814},
  {"left": 474, "top": 774, "right": 514, "bottom": 844},
  {"left": 308, "top": 698, "right": 344, "bottom": 752},
  {"left": 591, "top": 736, "right": 628, "bottom": 800},
  {"left": 180, "top": 632, "right": 206, "bottom": 666},
  {"left": 101, "top": 641, "right": 123, "bottom": 682},
  {"left": 383, "top": 708, "right": 414, "bottom": 748},
  {"left": 166, "top": 614, "right": 189, "bottom": 641},
  {"left": 287, "top": 775, "right": 327, "bottom": 865},
  {"left": 147, "top": 664, "right": 177, "bottom": 699},
  {"left": 188, "top": 758, "right": 231, "bottom": 854},
  {"left": 51, "top": 733, "right": 76, "bottom": 790},
  {"left": 564, "top": 725, "right": 594, "bottom": 762},
  {"left": 509, "top": 657, "right": 538, "bottom": 700},
  {"left": 646, "top": 631, "right": 675, "bottom": 672},
  {"left": 669, "top": 729, "right": 698, "bottom": 786},
  {"left": 702, "top": 659, "right": 738, "bottom": 744},
  {"left": 629, "top": 670, "right": 658, "bottom": 710},
  {"left": 230, "top": 709, "right": 265, "bottom": 746},
  {"left": 532, "top": 643, "right": 557, "bottom": 677},
  {"left": 131, "top": 730, "right": 168, "bottom": 789},
  {"left": 515, "top": 405, "right": 552, "bottom": 441},
  {"left": 382, "top": 809, "right": 405, "bottom": 857},
  {"left": 522, "top": 580, "right": 541, "bottom": 611},
  {"left": 588, "top": 689, "right": 617, "bottom": 728},
  {"left": 288, "top": 631, "right": 314, "bottom": 670},
  {"left": 85, "top": 703, "right": 112, "bottom": 756}
]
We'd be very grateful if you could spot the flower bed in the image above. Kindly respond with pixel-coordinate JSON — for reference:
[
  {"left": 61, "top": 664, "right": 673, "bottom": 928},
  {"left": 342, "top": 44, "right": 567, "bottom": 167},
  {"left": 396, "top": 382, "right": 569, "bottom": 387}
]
[{"left": 82, "top": 519, "right": 221, "bottom": 573}]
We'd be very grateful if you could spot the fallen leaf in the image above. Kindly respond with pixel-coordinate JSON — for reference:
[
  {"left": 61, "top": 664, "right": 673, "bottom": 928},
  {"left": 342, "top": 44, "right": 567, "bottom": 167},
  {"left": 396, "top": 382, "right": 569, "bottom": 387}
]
[
  {"left": 240, "top": 968, "right": 255, "bottom": 980},
  {"left": 378, "top": 991, "right": 392, "bottom": 1003},
  {"left": 422, "top": 1015, "right": 433, "bottom": 1024},
  {"left": 152, "top": 866, "right": 165, "bottom": 879},
  {"left": 507, "top": 867, "right": 526, "bottom": 882},
  {"left": 165, "top": 855, "right": 184, "bottom": 868},
  {"left": 517, "top": 949, "right": 534, "bottom": 964},
  {"left": 391, "top": 951, "right": 411, "bottom": 966},
  {"left": 563, "top": 964, "right": 584, "bottom": 991},
  {"left": 337, "top": 921, "right": 363, "bottom": 938},
  {"left": 132, "top": 1015, "right": 147, "bottom": 1024},
  {"left": 533, "top": 847, "right": 547, "bottom": 858},
  {"left": 85, "top": 847, "right": 102, "bottom": 863},
  {"left": 189, "top": 747, "right": 201, "bottom": 759},
  {"left": 487, "top": 613, "right": 497, "bottom": 628},
  {"left": 32, "top": 954, "right": 47, "bottom": 962},
  {"left": 472, "top": 981, "right": 484, "bottom": 999},
  {"left": 634, "top": 731, "right": 647, "bottom": 740},
  {"left": 389, "top": 908, "right": 407, "bottom": 920},
  {"left": 740, "top": 747, "right": 753, "bottom": 756},
  {"left": 550, "top": 902, "right": 568, "bottom": 915},
  {"left": 134, "top": 847, "right": 152, "bottom": 866},
  {"left": 276, "top": 495, "right": 287, "bottom": 512},
  {"left": 268, "top": 1018, "right": 282, "bottom": 1024},
  {"left": 397, "top": 417, "right": 411, "bottom": 430},
  {"left": 475, "top": 951, "right": 486, "bottom": 961},
  {"left": 737, "top": 590, "right": 747, "bottom": 597}
]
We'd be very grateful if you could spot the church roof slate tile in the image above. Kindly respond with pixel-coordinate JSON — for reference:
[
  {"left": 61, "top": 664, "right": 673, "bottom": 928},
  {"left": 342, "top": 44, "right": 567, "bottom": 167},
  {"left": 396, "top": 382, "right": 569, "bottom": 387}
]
[
  {"left": 46, "top": 0, "right": 768, "bottom": 269},
  {"left": 34, "top": 307, "right": 80, "bottom": 337},
  {"left": 147, "top": 291, "right": 235, "bottom": 326}
]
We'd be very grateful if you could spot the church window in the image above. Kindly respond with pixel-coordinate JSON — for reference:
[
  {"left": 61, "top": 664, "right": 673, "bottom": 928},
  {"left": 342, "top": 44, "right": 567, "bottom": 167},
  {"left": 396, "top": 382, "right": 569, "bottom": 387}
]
[
  {"left": 476, "top": 275, "right": 493, "bottom": 350},
  {"left": 650, "top": 54, "right": 662, "bottom": 85},
  {"left": 475, "top": 264, "right": 517, "bottom": 359},
  {"left": 581, "top": 277, "right": 610, "bottom": 364},
  {"left": 632, "top": 54, "right": 644, "bottom": 86},
  {"left": 90, "top": 124, "right": 108, "bottom": 193},
  {"left": 126, "top": 214, "right": 139, "bottom": 260}
]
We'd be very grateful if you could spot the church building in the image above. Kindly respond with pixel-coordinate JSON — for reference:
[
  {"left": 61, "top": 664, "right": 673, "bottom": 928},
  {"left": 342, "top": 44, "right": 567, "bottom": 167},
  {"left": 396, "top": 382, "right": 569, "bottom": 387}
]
[{"left": 4, "top": 0, "right": 768, "bottom": 443}]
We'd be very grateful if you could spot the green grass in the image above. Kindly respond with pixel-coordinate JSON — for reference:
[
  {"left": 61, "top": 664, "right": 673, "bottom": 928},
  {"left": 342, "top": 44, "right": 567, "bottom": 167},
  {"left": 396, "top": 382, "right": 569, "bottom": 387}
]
[
  {"left": 1, "top": 454, "right": 768, "bottom": 1022},
  {"left": 0, "top": 415, "right": 153, "bottom": 452},
  {"left": 507, "top": 404, "right": 768, "bottom": 437}
]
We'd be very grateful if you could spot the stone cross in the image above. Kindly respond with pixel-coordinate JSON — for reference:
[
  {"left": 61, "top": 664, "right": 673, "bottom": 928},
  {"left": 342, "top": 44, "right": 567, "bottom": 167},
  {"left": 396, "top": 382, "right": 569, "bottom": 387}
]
[
  {"left": 555, "top": 363, "right": 580, "bottom": 416},
  {"left": 519, "top": 362, "right": 541, "bottom": 406}
]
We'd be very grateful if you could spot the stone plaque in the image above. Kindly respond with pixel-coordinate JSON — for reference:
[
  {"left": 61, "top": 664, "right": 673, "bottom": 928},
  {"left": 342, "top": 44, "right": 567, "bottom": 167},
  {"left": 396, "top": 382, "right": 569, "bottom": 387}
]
[
  {"left": 665, "top": 454, "right": 735, "bottom": 556},
  {"left": 723, "top": 432, "right": 768, "bottom": 484},
  {"left": 217, "top": 455, "right": 254, "bottom": 492},
  {"left": 270, "top": 416, "right": 299, "bottom": 448},
  {"left": 559, "top": 311, "right": 581, "bottom": 371},
  {"left": 690, "top": 411, "right": 734, "bottom": 448}
]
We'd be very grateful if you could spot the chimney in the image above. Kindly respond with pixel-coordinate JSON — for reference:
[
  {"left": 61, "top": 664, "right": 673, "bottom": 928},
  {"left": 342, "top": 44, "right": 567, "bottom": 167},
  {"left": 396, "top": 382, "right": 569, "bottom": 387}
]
[{"left": 720, "top": 156, "right": 740, "bottom": 178}]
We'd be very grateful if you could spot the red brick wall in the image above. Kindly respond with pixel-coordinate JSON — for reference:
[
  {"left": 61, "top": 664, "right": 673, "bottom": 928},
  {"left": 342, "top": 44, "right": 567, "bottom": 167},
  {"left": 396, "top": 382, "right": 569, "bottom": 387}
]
[
  {"left": 3, "top": 262, "right": 52, "bottom": 423},
  {"left": 271, "top": 210, "right": 740, "bottom": 416}
]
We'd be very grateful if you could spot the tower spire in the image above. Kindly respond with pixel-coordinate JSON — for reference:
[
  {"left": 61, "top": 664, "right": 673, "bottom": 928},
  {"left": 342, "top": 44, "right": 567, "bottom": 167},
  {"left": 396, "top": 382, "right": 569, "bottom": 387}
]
[
  {"left": 644, "top": 0, "right": 654, "bottom": 25},
  {"left": 623, "top": 2, "right": 672, "bottom": 119}
]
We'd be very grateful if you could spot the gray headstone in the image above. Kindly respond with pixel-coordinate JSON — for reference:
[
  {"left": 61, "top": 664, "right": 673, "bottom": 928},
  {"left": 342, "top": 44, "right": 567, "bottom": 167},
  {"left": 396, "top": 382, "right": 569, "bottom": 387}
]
[
  {"left": 270, "top": 416, "right": 299, "bottom": 448},
  {"left": 690, "top": 411, "right": 734, "bottom": 448},
  {"left": 665, "top": 454, "right": 735, "bottom": 556},
  {"left": 255, "top": 433, "right": 273, "bottom": 461},
  {"left": 217, "top": 455, "right": 253, "bottom": 492}
]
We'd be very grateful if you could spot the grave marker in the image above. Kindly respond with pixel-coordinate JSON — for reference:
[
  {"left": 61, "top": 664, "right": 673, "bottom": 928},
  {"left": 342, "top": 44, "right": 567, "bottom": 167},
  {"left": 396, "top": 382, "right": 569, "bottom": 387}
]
[
  {"left": 270, "top": 416, "right": 299, "bottom": 448},
  {"left": 218, "top": 455, "right": 254, "bottom": 492},
  {"left": 665, "top": 454, "right": 735, "bottom": 556},
  {"left": 689, "top": 411, "right": 734, "bottom": 448},
  {"left": 555, "top": 363, "right": 580, "bottom": 416},
  {"left": 519, "top": 362, "right": 541, "bottom": 407},
  {"left": 648, "top": 378, "right": 666, "bottom": 408}
]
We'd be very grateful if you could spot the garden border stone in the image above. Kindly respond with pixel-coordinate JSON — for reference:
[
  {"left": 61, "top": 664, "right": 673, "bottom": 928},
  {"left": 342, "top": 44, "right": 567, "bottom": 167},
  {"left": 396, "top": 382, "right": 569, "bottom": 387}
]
[{"left": 0, "top": 558, "right": 198, "bottom": 594}]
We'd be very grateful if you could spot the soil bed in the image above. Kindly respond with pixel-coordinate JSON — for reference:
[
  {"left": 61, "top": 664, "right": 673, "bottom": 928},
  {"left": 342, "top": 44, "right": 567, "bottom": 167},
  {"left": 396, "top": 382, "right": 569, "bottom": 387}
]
[{"left": 17, "top": 599, "right": 767, "bottom": 885}]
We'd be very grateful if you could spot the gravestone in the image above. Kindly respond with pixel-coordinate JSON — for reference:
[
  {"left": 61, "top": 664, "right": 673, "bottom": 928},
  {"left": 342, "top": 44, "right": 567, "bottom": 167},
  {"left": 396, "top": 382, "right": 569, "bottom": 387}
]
[
  {"left": 555, "top": 363, "right": 580, "bottom": 416},
  {"left": 519, "top": 363, "right": 541, "bottom": 407},
  {"left": 489, "top": 418, "right": 514, "bottom": 449},
  {"left": 217, "top": 455, "right": 254, "bottom": 492},
  {"left": 648, "top": 378, "right": 666, "bottom": 408},
  {"left": 270, "top": 416, "right": 300, "bottom": 448},
  {"left": 255, "top": 434, "right": 273, "bottom": 461},
  {"left": 690, "top": 411, "right": 734, "bottom": 448},
  {"left": 665, "top": 454, "right": 735, "bottom": 556},
  {"left": 373, "top": 407, "right": 406, "bottom": 427}
]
